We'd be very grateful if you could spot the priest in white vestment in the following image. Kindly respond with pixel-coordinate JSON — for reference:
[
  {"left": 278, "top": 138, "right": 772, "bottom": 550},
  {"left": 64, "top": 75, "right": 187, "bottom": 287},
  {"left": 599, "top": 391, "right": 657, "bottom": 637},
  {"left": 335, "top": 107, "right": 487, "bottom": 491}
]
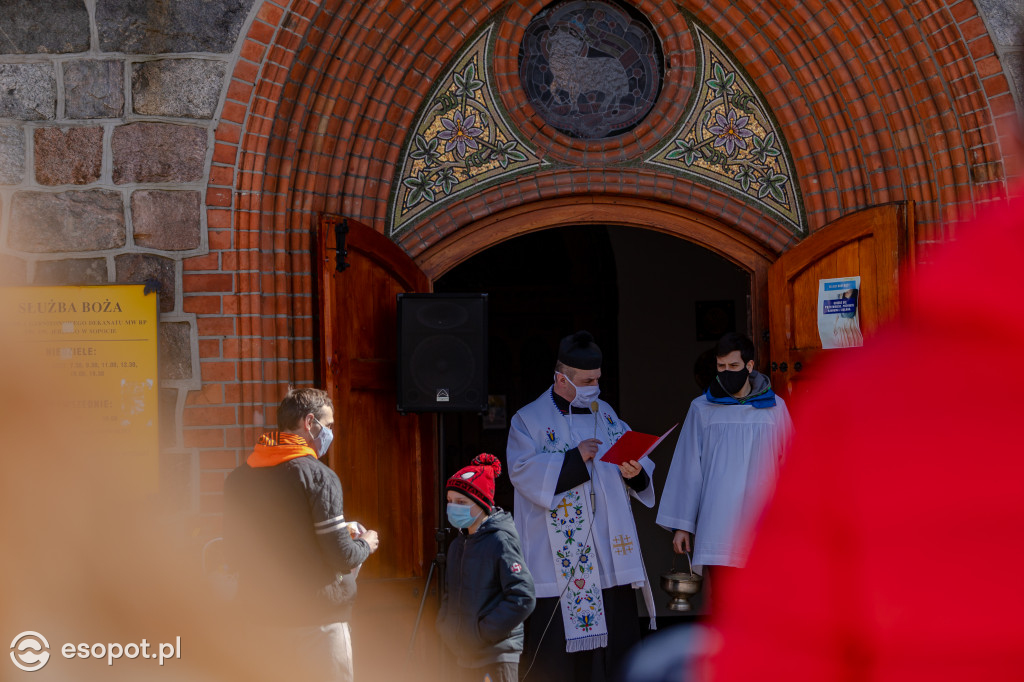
[
  {"left": 507, "top": 331, "right": 656, "bottom": 682},
  {"left": 657, "top": 332, "right": 792, "bottom": 603}
]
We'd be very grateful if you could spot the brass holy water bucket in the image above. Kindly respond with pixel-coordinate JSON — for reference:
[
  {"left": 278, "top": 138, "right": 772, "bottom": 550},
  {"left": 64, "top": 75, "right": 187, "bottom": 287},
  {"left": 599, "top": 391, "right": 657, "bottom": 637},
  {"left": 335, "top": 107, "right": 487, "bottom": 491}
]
[{"left": 660, "top": 553, "right": 702, "bottom": 612}]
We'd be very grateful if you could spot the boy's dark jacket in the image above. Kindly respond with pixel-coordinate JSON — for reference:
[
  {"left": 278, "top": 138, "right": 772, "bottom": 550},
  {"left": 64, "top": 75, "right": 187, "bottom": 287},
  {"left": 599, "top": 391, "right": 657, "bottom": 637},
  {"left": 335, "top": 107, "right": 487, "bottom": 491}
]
[{"left": 437, "top": 510, "right": 536, "bottom": 668}]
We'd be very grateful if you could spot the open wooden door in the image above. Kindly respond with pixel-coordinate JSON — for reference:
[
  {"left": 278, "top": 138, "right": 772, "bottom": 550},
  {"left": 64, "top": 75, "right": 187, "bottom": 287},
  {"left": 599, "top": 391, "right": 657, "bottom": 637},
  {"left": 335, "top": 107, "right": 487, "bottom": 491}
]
[
  {"left": 768, "top": 202, "right": 914, "bottom": 401},
  {"left": 314, "top": 216, "right": 439, "bottom": 673}
]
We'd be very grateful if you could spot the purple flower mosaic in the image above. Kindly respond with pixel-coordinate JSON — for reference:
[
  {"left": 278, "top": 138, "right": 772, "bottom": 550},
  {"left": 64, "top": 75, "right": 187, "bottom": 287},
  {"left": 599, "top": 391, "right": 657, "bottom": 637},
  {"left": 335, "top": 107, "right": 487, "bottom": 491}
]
[
  {"left": 390, "top": 26, "right": 546, "bottom": 238},
  {"left": 708, "top": 109, "right": 754, "bottom": 155},
  {"left": 438, "top": 110, "right": 483, "bottom": 157}
]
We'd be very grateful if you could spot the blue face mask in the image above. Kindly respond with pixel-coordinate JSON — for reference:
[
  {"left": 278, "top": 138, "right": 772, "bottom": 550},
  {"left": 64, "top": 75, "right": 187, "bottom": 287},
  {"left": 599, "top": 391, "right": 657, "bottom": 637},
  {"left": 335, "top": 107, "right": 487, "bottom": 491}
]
[
  {"left": 447, "top": 502, "right": 480, "bottom": 529},
  {"left": 312, "top": 417, "right": 334, "bottom": 458}
]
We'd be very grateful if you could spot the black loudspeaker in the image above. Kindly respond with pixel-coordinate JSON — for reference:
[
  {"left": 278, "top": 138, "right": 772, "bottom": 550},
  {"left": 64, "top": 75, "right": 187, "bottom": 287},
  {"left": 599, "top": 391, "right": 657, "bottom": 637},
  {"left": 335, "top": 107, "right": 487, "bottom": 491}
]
[{"left": 397, "top": 293, "right": 488, "bottom": 413}]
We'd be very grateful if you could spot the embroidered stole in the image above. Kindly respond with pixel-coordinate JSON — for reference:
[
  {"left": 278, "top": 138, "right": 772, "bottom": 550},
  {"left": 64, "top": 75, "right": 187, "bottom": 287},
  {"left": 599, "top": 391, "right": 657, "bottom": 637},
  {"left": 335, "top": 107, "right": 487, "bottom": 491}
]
[
  {"left": 537, "top": 396, "right": 657, "bottom": 651},
  {"left": 547, "top": 483, "right": 608, "bottom": 651}
]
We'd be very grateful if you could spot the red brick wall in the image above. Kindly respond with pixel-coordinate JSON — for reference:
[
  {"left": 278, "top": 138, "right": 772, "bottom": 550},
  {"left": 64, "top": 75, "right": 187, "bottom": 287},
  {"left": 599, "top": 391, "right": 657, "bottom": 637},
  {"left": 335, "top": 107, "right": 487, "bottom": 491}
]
[{"left": 183, "top": 0, "right": 1018, "bottom": 532}]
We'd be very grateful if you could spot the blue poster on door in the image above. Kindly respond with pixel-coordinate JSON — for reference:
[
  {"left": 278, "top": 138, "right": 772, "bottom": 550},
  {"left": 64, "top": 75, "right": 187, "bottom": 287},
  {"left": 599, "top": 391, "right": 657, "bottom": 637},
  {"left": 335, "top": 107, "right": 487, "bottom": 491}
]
[{"left": 818, "top": 277, "right": 863, "bottom": 348}]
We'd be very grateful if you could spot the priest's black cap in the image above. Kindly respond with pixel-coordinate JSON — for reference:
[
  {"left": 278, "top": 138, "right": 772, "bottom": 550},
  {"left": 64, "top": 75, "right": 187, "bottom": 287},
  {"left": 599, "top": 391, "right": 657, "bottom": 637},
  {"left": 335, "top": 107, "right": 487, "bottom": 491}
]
[{"left": 557, "top": 330, "right": 602, "bottom": 370}]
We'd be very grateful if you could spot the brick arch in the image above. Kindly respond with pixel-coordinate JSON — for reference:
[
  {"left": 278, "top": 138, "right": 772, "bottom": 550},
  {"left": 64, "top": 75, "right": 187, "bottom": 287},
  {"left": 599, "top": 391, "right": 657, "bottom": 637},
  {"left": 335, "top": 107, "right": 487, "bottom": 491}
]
[
  {"left": 200, "top": 0, "right": 1017, "bottom": 429},
  {"left": 412, "top": 194, "right": 776, "bottom": 279},
  {"left": 396, "top": 168, "right": 794, "bottom": 256}
]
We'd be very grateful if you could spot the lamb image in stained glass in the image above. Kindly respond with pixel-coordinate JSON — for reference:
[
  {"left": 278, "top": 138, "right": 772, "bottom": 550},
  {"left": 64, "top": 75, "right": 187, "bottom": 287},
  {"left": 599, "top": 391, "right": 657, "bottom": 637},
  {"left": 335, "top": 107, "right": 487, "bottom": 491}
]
[{"left": 544, "top": 26, "right": 630, "bottom": 116}]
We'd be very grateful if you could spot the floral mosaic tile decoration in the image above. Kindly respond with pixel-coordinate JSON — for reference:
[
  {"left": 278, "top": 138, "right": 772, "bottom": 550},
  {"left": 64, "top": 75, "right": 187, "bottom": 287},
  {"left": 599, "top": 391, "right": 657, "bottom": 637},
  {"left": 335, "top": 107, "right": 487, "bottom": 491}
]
[
  {"left": 646, "top": 19, "right": 805, "bottom": 234},
  {"left": 519, "top": 0, "right": 662, "bottom": 139},
  {"left": 389, "top": 25, "right": 547, "bottom": 238}
]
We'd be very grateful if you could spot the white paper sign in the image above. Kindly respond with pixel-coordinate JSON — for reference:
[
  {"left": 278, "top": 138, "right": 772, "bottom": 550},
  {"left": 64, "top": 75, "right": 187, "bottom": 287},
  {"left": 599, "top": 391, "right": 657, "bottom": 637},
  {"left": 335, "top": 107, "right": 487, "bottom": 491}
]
[{"left": 817, "top": 277, "right": 863, "bottom": 349}]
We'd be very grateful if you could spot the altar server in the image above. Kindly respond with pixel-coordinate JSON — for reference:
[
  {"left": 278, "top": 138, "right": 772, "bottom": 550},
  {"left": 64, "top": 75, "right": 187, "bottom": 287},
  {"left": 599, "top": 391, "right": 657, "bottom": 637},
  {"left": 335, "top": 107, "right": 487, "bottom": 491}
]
[{"left": 657, "top": 332, "right": 792, "bottom": 598}]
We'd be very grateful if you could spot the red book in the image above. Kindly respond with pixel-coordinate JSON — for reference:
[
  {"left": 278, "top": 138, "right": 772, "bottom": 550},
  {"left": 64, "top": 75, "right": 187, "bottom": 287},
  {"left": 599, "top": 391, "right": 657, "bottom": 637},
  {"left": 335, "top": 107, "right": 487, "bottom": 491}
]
[{"left": 600, "top": 424, "right": 678, "bottom": 465}]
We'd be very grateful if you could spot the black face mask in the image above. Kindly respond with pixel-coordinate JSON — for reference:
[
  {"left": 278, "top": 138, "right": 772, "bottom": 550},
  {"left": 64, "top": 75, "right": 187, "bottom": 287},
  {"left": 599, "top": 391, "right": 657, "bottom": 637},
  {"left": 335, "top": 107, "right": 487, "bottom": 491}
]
[{"left": 716, "top": 367, "right": 750, "bottom": 395}]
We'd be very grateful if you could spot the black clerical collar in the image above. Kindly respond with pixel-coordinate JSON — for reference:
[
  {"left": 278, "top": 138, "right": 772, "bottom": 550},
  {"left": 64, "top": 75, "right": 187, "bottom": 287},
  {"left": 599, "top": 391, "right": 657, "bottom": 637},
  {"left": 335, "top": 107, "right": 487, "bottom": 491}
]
[{"left": 550, "top": 387, "right": 593, "bottom": 415}]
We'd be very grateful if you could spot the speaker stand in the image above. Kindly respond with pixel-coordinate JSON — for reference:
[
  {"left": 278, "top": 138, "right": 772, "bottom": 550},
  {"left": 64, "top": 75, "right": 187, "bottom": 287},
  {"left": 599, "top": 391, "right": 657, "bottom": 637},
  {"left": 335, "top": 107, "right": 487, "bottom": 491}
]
[{"left": 406, "top": 415, "right": 449, "bottom": 670}]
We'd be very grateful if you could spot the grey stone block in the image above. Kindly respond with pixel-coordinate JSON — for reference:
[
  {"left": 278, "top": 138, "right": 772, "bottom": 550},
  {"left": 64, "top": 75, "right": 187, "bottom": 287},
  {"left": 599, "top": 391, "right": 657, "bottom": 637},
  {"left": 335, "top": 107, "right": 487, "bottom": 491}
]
[
  {"left": 0, "top": 253, "right": 28, "bottom": 285},
  {"left": 34, "top": 127, "right": 104, "bottom": 185},
  {"left": 10, "top": 190, "right": 126, "bottom": 252},
  {"left": 34, "top": 258, "right": 108, "bottom": 285},
  {"left": 159, "top": 387, "right": 180, "bottom": 448},
  {"left": 96, "top": 0, "right": 255, "bottom": 54},
  {"left": 111, "top": 122, "right": 207, "bottom": 184},
  {"left": 115, "top": 252, "right": 176, "bottom": 312},
  {"left": 976, "top": 0, "right": 1024, "bottom": 46},
  {"left": 64, "top": 60, "right": 125, "bottom": 119},
  {"left": 0, "top": 0, "right": 90, "bottom": 54},
  {"left": 158, "top": 321, "right": 193, "bottom": 381},
  {"left": 0, "top": 125, "right": 26, "bottom": 185},
  {"left": 0, "top": 63, "right": 56, "bottom": 120},
  {"left": 1006, "top": 52, "right": 1023, "bottom": 94},
  {"left": 131, "top": 190, "right": 202, "bottom": 250},
  {"left": 133, "top": 59, "right": 227, "bottom": 119}
]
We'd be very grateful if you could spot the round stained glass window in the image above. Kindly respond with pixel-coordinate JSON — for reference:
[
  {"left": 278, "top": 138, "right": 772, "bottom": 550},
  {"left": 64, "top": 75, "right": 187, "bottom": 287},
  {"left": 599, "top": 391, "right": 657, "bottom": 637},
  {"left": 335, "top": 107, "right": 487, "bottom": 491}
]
[{"left": 519, "top": 0, "right": 663, "bottom": 140}]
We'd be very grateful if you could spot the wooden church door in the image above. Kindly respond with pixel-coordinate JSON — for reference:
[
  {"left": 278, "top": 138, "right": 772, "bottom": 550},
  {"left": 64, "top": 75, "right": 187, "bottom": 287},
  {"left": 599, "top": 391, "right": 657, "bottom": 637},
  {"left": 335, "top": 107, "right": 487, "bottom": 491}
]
[
  {"left": 314, "top": 215, "right": 435, "bottom": 583},
  {"left": 768, "top": 202, "right": 915, "bottom": 401}
]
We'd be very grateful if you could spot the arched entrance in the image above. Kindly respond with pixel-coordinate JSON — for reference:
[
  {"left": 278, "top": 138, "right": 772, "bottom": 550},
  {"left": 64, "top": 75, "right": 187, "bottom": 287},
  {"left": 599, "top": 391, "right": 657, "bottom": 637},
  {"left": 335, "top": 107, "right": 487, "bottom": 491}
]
[
  {"left": 204, "top": 1, "right": 1007, "bottom": 538},
  {"left": 198, "top": 0, "right": 1012, "bottom": 505}
]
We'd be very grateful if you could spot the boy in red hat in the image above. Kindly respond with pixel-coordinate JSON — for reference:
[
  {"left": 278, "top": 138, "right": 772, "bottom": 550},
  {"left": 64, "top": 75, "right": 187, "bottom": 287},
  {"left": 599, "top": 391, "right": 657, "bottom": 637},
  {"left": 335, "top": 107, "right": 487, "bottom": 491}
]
[{"left": 437, "top": 453, "right": 536, "bottom": 682}]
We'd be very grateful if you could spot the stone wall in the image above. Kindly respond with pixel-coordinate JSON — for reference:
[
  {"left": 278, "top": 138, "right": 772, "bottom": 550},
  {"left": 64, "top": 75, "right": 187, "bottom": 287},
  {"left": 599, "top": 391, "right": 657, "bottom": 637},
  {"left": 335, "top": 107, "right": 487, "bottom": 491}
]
[
  {"left": 0, "top": 0, "right": 256, "bottom": 511},
  {"left": 978, "top": 0, "right": 1024, "bottom": 115}
]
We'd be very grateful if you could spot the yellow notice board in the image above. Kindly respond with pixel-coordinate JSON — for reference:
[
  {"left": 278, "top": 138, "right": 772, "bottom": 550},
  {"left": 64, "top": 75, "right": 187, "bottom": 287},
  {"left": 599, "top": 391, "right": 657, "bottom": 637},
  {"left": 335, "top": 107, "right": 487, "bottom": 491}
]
[{"left": 5, "top": 285, "right": 160, "bottom": 490}]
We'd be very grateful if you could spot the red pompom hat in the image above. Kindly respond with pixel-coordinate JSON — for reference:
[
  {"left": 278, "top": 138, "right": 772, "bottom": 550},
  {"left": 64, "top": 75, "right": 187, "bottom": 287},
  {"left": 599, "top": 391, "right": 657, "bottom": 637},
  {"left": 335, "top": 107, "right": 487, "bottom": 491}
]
[{"left": 446, "top": 453, "right": 501, "bottom": 511}]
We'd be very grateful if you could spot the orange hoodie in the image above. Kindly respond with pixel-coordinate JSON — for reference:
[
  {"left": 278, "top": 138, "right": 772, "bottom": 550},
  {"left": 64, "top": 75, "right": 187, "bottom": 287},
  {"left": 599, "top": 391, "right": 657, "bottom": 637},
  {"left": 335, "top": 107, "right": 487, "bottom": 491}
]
[{"left": 246, "top": 431, "right": 317, "bottom": 468}]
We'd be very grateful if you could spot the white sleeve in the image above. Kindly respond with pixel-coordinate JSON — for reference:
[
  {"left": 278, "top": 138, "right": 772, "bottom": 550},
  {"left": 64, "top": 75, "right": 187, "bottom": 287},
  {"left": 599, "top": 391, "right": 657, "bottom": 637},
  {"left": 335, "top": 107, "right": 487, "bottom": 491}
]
[
  {"left": 629, "top": 456, "right": 657, "bottom": 508},
  {"left": 506, "top": 411, "right": 564, "bottom": 509},
  {"left": 656, "top": 402, "right": 703, "bottom": 533}
]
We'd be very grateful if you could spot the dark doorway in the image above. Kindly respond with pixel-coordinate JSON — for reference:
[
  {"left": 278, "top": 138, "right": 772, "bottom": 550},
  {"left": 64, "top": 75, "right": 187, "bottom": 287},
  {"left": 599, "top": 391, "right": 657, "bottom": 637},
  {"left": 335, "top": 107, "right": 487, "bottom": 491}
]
[
  {"left": 434, "top": 225, "right": 621, "bottom": 511},
  {"left": 434, "top": 224, "right": 751, "bottom": 618}
]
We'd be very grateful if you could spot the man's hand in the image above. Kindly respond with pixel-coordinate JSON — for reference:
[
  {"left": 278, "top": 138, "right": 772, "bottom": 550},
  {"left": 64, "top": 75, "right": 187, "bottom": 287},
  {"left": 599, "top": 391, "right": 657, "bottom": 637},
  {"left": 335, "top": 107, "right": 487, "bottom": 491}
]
[
  {"left": 672, "top": 529, "right": 692, "bottom": 555},
  {"left": 578, "top": 438, "right": 602, "bottom": 462},
  {"left": 618, "top": 459, "right": 642, "bottom": 479},
  {"left": 361, "top": 529, "right": 380, "bottom": 553}
]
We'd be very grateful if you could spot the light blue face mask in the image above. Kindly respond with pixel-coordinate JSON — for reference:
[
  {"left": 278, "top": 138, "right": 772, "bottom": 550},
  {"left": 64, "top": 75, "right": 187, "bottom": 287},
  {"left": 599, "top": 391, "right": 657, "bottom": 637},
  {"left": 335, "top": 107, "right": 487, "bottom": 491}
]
[
  {"left": 447, "top": 502, "right": 480, "bottom": 529},
  {"left": 312, "top": 417, "right": 334, "bottom": 458}
]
